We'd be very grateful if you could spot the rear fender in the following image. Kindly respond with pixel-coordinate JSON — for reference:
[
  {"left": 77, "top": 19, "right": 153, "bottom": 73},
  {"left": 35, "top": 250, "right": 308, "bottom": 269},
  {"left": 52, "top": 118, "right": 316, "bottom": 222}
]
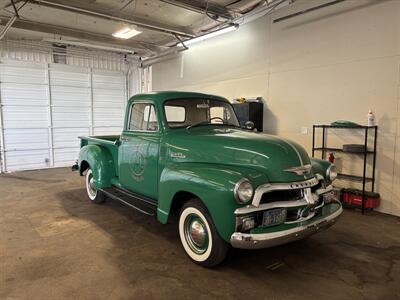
[{"left": 79, "top": 144, "right": 116, "bottom": 189}]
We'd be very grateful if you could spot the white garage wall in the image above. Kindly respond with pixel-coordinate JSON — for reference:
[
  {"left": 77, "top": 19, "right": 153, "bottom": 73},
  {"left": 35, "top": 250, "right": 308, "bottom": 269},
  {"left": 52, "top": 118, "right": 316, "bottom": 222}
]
[{"left": 152, "top": 0, "right": 400, "bottom": 216}]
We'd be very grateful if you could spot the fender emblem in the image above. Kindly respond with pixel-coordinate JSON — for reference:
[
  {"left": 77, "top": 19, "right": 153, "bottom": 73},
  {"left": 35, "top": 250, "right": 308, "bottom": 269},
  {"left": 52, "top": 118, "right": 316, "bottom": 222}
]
[
  {"left": 284, "top": 164, "right": 312, "bottom": 176},
  {"left": 170, "top": 152, "right": 186, "bottom": 159}
]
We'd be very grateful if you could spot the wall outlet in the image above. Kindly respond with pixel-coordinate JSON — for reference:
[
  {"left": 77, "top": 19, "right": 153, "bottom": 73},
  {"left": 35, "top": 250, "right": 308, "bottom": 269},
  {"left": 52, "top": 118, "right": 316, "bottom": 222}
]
[{"left": 301, "top": 127, "right": 308, "bottom": 134}]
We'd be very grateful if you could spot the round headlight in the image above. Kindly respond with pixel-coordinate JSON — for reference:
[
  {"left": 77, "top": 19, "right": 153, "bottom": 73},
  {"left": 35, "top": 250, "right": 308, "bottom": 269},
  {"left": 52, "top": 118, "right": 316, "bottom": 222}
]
[
  {"left": 326, "top": 164, "right": 337, "bottom": 181},
  {"left": 234, "top": 179, "right": 253, "bottom": 204}
]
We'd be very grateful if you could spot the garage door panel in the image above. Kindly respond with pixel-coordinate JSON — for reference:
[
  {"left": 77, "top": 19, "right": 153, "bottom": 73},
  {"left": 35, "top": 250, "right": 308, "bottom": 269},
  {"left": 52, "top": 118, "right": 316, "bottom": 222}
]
[
  {"left": 0, "top": 65, "right": 47, "bottom": 84},
  {"left": 53, "top": 127, "right": 89, "bottom": 148},
  {"left": 51, "top": 86, "right": 90, "bottom": 107},
  {"left": 92, "top": 71, "right": 124, "bottom": 83},
  {"left": 2, "top": 106, "right": 48, "bottom": 128},
  {"left": 5, "top": 149, "right": 50, "bottom": 170},
  {"left": 52, "top": 107, "right": 90, "bottom": 128},
  {"left": 50, "top": 65, "right": 89, "bottom": 88},
  {"left": 54, "top": 148, "right": 80, "bottom": 166},
  {"left": 1, "top": 83, "right": 48, "bottom": 106},
  {"left": 50, "top": 73, "right": 89, "bottom": 87},
  {"left": 93, "top": 110, "right": 124, "bottom": 127},
  {"left": 93, "top": 127, "right": 123, "bottom": 135},
  {"left": 93, "top": 89, "right": 125, "bottom": 98},
  {"left": 4, "top": 128, "right": 49, "bottom": 151},
  {"left": 92, "top": 70, "right": 125, "bottom": 135},
  {"left": 0, "top": 62, "right": 128, "bottom": 172}
]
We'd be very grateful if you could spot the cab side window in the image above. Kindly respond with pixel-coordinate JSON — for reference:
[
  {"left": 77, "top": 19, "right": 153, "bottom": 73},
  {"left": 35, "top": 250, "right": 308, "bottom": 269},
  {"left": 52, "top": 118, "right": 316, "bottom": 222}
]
[{"left": 129, "top": 103, "right": 158, "bottom": 131}]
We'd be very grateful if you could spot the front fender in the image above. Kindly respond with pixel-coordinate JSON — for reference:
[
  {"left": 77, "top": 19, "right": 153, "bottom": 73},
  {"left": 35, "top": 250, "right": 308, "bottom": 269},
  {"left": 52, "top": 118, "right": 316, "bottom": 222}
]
[
  {"left": 310, "top": 157, "right": 331, "bottom": 181},
  {"left": 79, "top": 144, "right": 116, "bottom": 189},
  {"left": 158, "top": 163, "right": 267, "bottom": 242}
]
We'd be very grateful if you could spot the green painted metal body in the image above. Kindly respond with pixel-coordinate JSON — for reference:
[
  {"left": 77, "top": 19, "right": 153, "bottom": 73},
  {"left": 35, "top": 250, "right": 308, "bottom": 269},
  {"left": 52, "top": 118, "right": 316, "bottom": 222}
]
[{"left": 78, "top": 91, "right": 335, "bottom": 242}]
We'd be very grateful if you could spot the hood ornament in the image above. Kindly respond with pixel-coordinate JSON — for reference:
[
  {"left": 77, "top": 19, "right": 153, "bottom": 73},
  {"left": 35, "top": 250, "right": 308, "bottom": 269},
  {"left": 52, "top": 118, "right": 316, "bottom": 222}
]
[{"left": 284, "top": 164, "right": 312, "bottom": 176}]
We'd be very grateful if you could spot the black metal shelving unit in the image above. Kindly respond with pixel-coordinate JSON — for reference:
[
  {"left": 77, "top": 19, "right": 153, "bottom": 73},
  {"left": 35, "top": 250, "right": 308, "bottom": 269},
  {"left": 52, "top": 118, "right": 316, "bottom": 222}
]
[{"left": 312, "top": 125, "right": 378, "bottom": 213}]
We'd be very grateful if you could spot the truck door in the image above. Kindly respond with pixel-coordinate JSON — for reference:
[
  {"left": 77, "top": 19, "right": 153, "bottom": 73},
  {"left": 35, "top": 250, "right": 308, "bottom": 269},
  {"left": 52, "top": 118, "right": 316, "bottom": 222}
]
[{"left": 119, "top": 102, "right": 160, "bottom": 200}]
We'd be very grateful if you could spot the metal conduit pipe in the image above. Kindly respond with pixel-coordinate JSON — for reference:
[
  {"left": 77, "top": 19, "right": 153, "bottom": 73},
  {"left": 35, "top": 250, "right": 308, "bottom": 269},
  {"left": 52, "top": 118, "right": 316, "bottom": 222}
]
[{"left": 31, "top": 0, "right": 195, "bottom": 38}]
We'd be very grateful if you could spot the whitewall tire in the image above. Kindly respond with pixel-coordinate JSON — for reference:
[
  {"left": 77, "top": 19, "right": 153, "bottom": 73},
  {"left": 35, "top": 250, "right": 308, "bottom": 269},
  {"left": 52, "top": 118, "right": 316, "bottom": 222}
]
[
  {"left": 178, "top": 199, "right": 228, "bottom": 267},
  {"left": 85, "top": 168, "right": 105, "bottom": 204}
]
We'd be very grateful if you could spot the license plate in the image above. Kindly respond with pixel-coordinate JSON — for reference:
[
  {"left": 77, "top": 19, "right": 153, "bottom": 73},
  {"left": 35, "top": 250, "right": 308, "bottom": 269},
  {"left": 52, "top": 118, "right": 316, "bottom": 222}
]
[{"left": 262, "top": 209, "right": 287, "bottom": 227}]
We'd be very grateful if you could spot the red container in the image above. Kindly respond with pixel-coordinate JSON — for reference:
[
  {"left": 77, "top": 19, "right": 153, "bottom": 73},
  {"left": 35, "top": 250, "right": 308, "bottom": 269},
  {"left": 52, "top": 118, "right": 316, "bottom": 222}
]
[{"left": 341, "top": 188, "right": 380, "bottom": 209}]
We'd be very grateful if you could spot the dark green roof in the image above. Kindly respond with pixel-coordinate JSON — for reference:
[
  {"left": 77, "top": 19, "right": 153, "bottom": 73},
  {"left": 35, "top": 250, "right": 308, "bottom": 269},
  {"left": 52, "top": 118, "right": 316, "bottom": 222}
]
[{"left": 129, "top": 91, "right": 229, "bottom": 103}]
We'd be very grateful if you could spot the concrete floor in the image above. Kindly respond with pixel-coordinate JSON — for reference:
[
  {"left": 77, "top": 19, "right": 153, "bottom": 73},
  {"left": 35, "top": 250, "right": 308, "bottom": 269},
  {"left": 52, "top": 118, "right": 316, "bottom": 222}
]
[{"left": 0, "top": 168, "right": 399, "bottom": 300}]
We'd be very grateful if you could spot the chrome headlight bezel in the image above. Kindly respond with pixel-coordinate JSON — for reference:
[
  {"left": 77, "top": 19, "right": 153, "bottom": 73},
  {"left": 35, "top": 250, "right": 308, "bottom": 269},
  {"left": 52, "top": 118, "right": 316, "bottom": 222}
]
[
  {"left": 234, "top": 178, "right": 254, "bottom": 204},
  {"left": 326, "top": 164, "right": 338, "bottom": 182}
]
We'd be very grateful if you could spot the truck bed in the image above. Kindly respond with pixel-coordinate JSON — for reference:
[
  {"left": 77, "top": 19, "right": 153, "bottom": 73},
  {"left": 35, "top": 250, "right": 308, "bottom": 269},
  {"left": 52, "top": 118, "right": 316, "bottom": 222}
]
[{"left": 79, "top": 135, "right": 120, "bottom": 145}]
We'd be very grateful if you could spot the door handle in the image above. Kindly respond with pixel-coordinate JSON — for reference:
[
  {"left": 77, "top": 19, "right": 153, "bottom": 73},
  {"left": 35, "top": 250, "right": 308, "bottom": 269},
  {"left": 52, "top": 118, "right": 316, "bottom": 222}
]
[{"left": 120, "top": 136, "right": 128, "bottom": 142}]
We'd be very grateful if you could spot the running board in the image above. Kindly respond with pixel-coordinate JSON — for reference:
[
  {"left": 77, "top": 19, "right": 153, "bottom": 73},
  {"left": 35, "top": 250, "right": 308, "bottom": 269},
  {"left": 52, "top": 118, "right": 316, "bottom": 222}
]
[{"left": 100, "top": 186, "right": 157, "bottom": 216}]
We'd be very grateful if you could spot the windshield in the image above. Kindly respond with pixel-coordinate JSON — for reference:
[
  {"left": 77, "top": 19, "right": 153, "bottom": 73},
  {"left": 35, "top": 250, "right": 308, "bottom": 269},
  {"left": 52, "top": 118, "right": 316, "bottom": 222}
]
[{"left": 164, "top": 98, "right": 240, "bottom": 129}]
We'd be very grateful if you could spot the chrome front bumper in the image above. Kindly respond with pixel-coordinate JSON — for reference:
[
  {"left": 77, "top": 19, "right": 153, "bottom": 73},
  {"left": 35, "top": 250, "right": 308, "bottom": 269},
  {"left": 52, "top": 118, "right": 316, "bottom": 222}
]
[{"left": 230, "top": 203, "right": 343, "bottom": 249}]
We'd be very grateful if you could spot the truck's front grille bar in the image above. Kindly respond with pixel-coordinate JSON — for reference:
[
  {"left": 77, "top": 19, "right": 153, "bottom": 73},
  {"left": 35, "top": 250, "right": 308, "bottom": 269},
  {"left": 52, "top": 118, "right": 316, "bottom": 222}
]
[{"left": 251, "top": 177, "right": 319, "bottom": 207}]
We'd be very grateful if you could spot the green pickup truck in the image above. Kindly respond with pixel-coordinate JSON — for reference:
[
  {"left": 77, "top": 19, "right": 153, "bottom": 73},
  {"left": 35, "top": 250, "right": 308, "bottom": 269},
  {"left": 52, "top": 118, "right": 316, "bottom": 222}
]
[{"left": 75, "top": 91, "right": 342, "bottom": 267}]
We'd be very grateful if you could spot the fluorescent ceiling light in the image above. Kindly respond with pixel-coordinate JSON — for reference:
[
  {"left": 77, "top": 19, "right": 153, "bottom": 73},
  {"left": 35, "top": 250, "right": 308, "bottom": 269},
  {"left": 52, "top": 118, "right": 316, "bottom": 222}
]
[
  {"left": 178, "top": 25, "right": 238, "bottom": 47},
  {"left": 112, "top": 27, "right": 142, "bottom": 39}
]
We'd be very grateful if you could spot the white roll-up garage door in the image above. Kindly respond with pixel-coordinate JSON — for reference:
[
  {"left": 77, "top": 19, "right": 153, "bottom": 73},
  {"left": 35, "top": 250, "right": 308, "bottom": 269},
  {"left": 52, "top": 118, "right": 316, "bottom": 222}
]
[{"left": 0, "top": 60, "right": 127, "bottom": 172}]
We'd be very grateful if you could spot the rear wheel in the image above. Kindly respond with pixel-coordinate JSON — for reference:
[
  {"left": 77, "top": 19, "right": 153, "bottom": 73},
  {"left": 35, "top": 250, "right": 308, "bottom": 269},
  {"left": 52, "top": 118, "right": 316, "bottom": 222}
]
[
  {"left": 85, "top": 169, "right": 105, "bottom": 204},
  {"left": 178, "top": 199, "right": 228, "bottom": 267}
]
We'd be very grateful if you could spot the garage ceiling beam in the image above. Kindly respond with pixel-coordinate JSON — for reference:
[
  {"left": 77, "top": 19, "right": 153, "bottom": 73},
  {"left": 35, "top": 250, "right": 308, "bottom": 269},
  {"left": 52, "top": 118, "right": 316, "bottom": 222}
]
[
  {"left": 160, "top": 0, "right": 237, "bottom": 20},
  {"left": 0, "top": 0, "right": 21, "bottom": 10},
  {"left": 0, "top": 0, "right": 29, "bottom": 40},
  {"left": 0, "top": 18, "right": 166, "bottom": 54},
  {"left": 30, "top": 0, "right": 195, "bottom": 38}
]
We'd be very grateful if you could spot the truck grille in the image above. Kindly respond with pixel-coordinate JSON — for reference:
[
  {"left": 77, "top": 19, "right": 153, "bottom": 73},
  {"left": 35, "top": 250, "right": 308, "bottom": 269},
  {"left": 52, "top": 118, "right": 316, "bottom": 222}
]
[{"left": 260, "top": 189, "right": 303, "bottom": 204}]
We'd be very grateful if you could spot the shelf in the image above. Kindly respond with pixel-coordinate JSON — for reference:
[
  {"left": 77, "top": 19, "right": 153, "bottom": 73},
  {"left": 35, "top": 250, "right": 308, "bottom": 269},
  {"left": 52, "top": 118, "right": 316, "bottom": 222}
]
[
  {"left": 337, "top": 173, "right": 373, "bottom": 183},
  {"left": 314, "top": 147, "right": 374, "bottom": 154},
  {"left": 314, "top": 125, "right": 377, "bottom": 129},
  {"left": 313, "top": 124, "right": 378, "bottom": 214}
]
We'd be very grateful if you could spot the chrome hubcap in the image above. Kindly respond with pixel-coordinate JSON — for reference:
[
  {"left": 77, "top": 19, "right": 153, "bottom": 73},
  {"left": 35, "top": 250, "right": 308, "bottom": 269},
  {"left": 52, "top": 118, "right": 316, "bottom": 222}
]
[{"left": 184, "top": 214, "right": 209, "bottom": 254}]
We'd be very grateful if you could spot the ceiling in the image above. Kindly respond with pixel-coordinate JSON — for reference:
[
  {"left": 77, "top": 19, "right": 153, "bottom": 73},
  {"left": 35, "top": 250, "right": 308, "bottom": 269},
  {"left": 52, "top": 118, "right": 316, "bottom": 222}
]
[{"left": 0, "top": 0, "right": 282, "bottom": 59}]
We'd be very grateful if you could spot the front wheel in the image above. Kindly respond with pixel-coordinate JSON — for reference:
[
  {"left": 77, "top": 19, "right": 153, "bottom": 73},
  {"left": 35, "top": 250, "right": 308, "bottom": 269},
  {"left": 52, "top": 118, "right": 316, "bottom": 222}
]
[
  {"left": 85, "top": 168, "right": 105, "bottom": 204},
  {"left": 178, "top": 199, "right": 228, "bottom": 267}
]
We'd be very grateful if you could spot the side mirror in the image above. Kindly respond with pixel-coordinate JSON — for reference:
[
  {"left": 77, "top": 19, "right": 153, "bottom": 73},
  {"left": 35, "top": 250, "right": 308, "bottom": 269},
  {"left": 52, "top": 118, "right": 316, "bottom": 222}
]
[{"left": 244, "top": 121, "right": 255, "bottom": 130}]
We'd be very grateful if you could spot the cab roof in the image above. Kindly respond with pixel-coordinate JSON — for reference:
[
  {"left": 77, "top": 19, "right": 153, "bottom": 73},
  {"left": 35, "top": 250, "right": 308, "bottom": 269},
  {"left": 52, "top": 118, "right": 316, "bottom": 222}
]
[{"left": 129, "top": 91, "right": 229, "bottom": 104}]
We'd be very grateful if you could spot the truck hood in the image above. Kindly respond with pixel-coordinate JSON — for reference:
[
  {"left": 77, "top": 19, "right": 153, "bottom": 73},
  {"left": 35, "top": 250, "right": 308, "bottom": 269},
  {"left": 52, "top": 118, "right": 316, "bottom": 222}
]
[{"left": 166, "top": 127, "right": 313, "bottom": 183}]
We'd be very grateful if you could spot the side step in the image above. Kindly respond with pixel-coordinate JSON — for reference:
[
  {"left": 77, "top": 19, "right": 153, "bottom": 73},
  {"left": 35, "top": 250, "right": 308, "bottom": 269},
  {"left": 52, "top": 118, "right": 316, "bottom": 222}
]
[{"left": 100, "top": 186, "right": 157, "bottom": 216}]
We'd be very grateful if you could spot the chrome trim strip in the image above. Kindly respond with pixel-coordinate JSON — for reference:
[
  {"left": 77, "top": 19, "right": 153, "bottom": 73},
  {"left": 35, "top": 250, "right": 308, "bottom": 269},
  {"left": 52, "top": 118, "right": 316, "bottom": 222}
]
[
  {"left": 284, "top": 210, "right": 316, "bottom": 224},
  {"left": 157, "top": 208, "right": 169, "bottom": 215},
  {"left": 315, "top": 185, "right": 333, "bottom": 196},
  {"left": 285, "top": 140, "right": 304, "bottom": 166},
  {"left": 235, "top": 199, "right": 309, "bottom": 215},
  {"left": 278, "top": 137, "right": 304, "bottom": 166},
  {"left": 251, "top": 177, "right": 319, "bottom": 207},
  {"left": 116, "top": 198, "right": 154, "bottom": 216},
  {"left": 230, "top": 203, "right": 343, "bottom": 249}
]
